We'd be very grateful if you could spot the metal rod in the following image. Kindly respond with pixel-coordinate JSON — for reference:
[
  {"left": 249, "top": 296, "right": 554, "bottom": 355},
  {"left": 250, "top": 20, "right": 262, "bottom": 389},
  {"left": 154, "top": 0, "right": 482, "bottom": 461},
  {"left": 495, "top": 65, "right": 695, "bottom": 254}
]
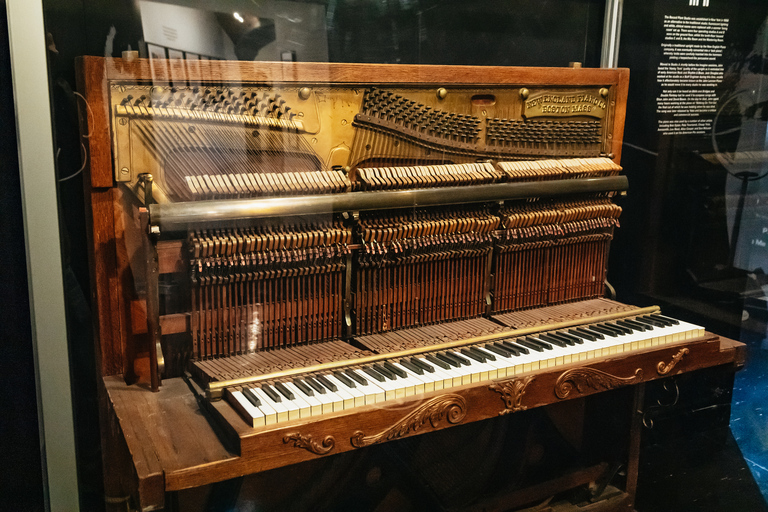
[
  {"left": 601, "top": 0, "right": 624, "bottom": 68},
  {"left": 150, "top": 176, "right": 629, "bottom": 231}
]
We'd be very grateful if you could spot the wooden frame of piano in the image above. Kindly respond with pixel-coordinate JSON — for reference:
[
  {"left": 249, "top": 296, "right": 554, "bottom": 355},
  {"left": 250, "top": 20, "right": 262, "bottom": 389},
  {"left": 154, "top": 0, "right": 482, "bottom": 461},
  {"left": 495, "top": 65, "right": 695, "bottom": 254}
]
[{"left": 76, "top": 57, "right": 744, "bottom": 511}]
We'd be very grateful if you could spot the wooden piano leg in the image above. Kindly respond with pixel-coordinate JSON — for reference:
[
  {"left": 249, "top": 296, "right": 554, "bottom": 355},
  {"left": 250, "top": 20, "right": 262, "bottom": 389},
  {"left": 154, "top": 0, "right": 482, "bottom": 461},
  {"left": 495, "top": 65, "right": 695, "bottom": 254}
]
[{"left": 625, "top": 382, "right": 646, "bottom": 507}]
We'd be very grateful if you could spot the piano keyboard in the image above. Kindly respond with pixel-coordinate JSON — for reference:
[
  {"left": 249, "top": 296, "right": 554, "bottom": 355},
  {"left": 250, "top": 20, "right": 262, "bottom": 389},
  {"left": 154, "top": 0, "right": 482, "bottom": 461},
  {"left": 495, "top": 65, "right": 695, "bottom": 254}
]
[{"left": 223, "top": 311, "right": 704, "bottom": 427}]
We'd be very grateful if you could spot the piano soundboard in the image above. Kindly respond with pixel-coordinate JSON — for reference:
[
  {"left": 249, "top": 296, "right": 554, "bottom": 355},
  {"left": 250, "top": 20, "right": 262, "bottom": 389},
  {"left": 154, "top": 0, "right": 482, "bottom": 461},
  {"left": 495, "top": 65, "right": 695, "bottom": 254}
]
[{"left": 77, "top": 57, "right": 743, "bottom": 511}]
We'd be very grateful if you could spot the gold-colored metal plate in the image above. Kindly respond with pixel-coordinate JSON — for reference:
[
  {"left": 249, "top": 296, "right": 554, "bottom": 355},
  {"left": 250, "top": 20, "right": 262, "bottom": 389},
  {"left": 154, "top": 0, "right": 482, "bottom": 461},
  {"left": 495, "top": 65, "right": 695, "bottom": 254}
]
[{"left": 523, "top": 89, "right": 608, "bottom": 119}]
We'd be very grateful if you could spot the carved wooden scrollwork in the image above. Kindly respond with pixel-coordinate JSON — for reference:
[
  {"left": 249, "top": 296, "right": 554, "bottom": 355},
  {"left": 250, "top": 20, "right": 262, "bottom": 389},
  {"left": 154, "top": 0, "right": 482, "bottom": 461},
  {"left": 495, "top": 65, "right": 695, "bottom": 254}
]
[
  {"left": 555, "top": 367, "right": 643, "bottom": 399},
  {"left": 657, "top": 348, "right": 690, "bottom": 375},
  {"left": 350, "top": 394, "right": 467, "bottom": 448},
  {"left": 489, "top": 376, "right": 535, "bottom": 415},
  {"left": 283, "top": 433, "right": 335, "bottom": 455}
]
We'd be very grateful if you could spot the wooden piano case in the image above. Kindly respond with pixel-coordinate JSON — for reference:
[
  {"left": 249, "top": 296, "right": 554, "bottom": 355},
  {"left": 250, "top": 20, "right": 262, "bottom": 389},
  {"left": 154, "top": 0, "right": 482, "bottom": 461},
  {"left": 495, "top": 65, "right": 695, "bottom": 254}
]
[{"left": 76, "top": 57, "right": 744, "bottom": 511}]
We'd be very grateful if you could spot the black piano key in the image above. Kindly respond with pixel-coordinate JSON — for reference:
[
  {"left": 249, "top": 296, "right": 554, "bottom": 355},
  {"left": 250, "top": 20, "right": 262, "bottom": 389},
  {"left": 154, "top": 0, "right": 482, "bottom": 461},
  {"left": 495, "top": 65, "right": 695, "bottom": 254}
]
[
  {"left": 636, "top": 315, "right": 666, "bottom": 328},
  {"left": 544, "top": 332, "right": 574, "bottom": 346},
  {"left": 516, "top": 339, "right": 544, "bottom": 352},
  {"left": 534, "top": 335, "right": 561, "bottom": 348},
  {"left": 243, "top": 388, "right": 261, "bottom": 407},
  {"left": 446, "top": 351, "right": 472, "bottom": 366},
  {"left": 473, "top": 346, "right": 497, "bottom": 361},
  {"left": 624, "top": 317, "right": 659, "bottom": 330},
  {"left": 555, "top": 331, "right": 584, "bottom": 345},
  {"left": 384, "top": 361, "right": 408, "bottom": 378},
  {"left": 589, "top": 324, "right": 618, "bottom": 337},
  {"left": 652, "top": 313, "right": 679, "bottom": 325},
  {"left": 411, "top": 357, "right": 435, "bottom": 373},
  {"left": 501, "top": 340, "right": 528, "bottom": 355},
  {"left": 532, "top": 336, "right": 556, "bottom": 349},
  {"left": 374, "top": 363, "right": 397, "bottom": 380},
  {"left": 549, "top": 332, "right": 575, "bottom": 346},
  {"left": 362, "top": 366, "right": 387, "bottom": 382},
  {"left": 316, "top": 375, "right": 338, "bottom": 392},
  {"left": 606, "top": 322, "right": 632, "bottom": 335},
  {"left": 484, "top": 343, "right": 513, "bottom": 358},
  {"left": 472, "top": 347, "right": 496, "bottom": 361},
  {"left": 400, "top": 359, "right": 424, "bottom": 375},
  {"left": 274, "top": 381, "right": 295, "bottom": 400},
  {"left": 425, "top": 354, "right": 451, "bottom": 370},
  {"left": 621, "top": 318, "right": 648, "bottom": 330},
  {"left": 575, "top": 327, "right": 603, "bottom": 340},
  {"left": 461, "top": 348, "right": 486, "bottom": 363},
  {"left": 496, "top": 341, "right": 521, "bottom": 356},
  {"left": 568, "top": 328, "right": 595, "bottom": 341},
  {"left": 642, "top": 316, "right": 668, "bottom": 327},
  {"left": 261, "top": 384, "right": 282, "bottom": 403},
  {"left": 627, "top": 318, "right": 656, "bottom": 330},
  {"left": 346, "top": 369, "right": 368, "bottom": 386},
  {"left": 305, "top": 376, "right": 328, "bottom": 393},
  {"left": 595, "top": 323, "right": 623, "bottom": 336},
  {"left": 617, "top": 319, "right": 646, "bottom": 332},
  {"left": 434, "top": 353, "right": 460, "bottom": 368},
  {"left": 293, "top": 378, "right": 314, "bottom": 396},
  {"left": 333, "top": 371, "right": 355, "bottom": 388}
]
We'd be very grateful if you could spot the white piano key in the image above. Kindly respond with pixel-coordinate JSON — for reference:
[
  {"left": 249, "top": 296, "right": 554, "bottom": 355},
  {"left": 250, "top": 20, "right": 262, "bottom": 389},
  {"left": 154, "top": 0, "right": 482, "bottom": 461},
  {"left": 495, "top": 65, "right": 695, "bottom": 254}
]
[
  {"left": 252, "top": 387, "right": 291, "bottom": 423},
  {"left": 326, "top": 374, "right": 366, "bottom": 408},
  {"left": 285, "top": 381, "right": 323, "bottom": 416},
  {"left": 362, "top": 367, "right": 401, "bottom": 401},
  {"left": 248, "top": 387, "right": 279, "bottom": 425},
  {"left": 279, "top": 381, "right": 312, "bottom": 419},
  {"left": 418, "top": 357, "right": 457, "bottom": 389},
  {"left": 389, "top": 362, "right": 429, "bottom": 394},
  {"left": 318, "top": 374, "right": 356, "bottom": 409},
  {"left": 230, "top": 390, "right": 266, "bottom": 427},
  {"left": 306, "top": 378, "right": 344, "bottom": 414},
  {"left": 348, "top": 368, "right": 386, "bottom": 404}
]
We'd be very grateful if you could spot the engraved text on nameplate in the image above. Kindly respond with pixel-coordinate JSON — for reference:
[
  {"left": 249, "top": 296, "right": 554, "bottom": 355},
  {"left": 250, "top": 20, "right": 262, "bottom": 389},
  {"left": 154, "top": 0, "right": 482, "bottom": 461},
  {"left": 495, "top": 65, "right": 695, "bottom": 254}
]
[{"left": 523, "top": 91, "right": 607, "bottom": 119}]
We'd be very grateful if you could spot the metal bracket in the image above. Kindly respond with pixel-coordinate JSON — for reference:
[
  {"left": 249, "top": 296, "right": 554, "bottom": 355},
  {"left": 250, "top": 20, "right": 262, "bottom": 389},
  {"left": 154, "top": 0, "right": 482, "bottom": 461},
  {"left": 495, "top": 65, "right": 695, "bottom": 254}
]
[{"left": 139, "top": 190, "right": 164, "bottom": 391}]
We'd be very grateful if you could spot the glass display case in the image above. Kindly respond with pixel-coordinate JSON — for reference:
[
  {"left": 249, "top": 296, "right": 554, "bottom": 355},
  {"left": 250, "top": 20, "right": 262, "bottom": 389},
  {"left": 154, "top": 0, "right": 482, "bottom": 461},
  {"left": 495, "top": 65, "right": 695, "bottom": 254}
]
[{"left": 4, "top": 0, "right": 767, "bottom": 510}]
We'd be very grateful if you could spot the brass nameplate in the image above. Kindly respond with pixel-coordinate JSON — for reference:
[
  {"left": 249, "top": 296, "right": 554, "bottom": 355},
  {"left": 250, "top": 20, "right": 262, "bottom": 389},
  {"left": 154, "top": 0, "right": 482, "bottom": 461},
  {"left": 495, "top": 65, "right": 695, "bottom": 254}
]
[{"left": 523, "top": 91, "right": 607, "bottom": 119}]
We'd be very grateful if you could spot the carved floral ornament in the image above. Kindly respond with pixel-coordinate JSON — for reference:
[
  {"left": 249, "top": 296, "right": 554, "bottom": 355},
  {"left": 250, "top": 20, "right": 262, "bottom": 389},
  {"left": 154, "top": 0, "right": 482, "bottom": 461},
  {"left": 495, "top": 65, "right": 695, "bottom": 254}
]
[
  {"left": 350, "top": 394, "right": 467, "bottom": 448},
  {"left": 283, "top": 433, "right": 336, "bottom": 455},
  {"left": 489, "top": 376, "right": 535, "bottom": 415},
  {"left": 657, "top": 348, "right": 689, "bottom": 375},
  {"left": 282, "top": 352, "right": 689, "bottom": 456},
  {"left": 282, "top": 394, "right": 468, "bottom": 454},
  {"left": 554, "top": 367, "right": 643, "bottom": 399}
]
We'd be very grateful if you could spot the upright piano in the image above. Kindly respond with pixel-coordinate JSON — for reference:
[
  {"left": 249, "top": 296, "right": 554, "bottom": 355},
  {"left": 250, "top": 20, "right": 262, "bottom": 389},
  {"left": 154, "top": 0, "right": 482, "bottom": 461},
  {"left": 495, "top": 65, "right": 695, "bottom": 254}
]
[{"left": 76, "top": 57, "right": 744, "bottom": 511}]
